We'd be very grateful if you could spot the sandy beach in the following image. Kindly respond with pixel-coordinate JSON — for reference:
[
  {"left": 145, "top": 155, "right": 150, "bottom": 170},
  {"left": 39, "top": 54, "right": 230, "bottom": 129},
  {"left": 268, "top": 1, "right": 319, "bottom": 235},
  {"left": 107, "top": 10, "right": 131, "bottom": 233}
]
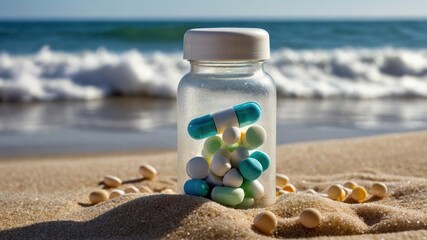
[{"left": 0, "top": 131, "right": 427, "bottom": 239}]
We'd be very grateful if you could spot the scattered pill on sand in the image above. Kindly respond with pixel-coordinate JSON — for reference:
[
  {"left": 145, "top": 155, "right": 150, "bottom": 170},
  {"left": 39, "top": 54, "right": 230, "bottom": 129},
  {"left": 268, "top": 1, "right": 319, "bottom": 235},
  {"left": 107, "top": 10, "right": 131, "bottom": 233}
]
[
  {"left": 140, "top": 186, "right": 153, "bottom": 194},
  {"left": 253, "top": 211, "right": 277, "bottom": 234},
  {"left": 299, "top": 208, "right": 321, "bottom": 228},
  {"left": 103, "top": 175, "right": 122, "bottom": 188},
  {"left": 89, "top": 190, "right": 109, "bottom": 204},
  {"left": 124, "top": 186, "right": 140, "bottom": 193},
  {"left": 139, "top": 164, "right": 157, "bottom": 180},
  {"left": 109, "top": 189, "right": 125, "bottom": 199},
  {"left": 161, "top": 188, "right": 176, "bottom": 194},
  {"left": 276, "top": 173, "right": 289, "bottom": 187},
  {"left": 351, "top": 186, "right": 368, "bottom": 202},
  {"left": 304, "top": 189, "right": 317, "bottom": 195},
  {"left": 282, "top": 183, "right": 296, "bottom": 193},
  {"left": 370, "top": 182, "right": 388, "bottom": 198},
  {"left": 328, "top": 184, "right": 346, "bottom": 201},
  {"left": 343, "top": 181, "right": 358, "bottom": 190}
]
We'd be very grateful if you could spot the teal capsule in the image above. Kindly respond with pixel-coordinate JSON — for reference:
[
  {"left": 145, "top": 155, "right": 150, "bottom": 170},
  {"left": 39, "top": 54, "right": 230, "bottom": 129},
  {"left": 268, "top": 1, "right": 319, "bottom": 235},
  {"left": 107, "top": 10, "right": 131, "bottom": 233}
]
[
  {"left": 184, "top": 179, "right": 210, "bottom": 197},
  {"left": 250, "top": 151, "right": 270, "bottom": 171},
  {"left": 187, "top": 101, "right": 261, "bottom": 140},
  {"left": 239, "top": 157, "right": 263, "bottom": 181}
]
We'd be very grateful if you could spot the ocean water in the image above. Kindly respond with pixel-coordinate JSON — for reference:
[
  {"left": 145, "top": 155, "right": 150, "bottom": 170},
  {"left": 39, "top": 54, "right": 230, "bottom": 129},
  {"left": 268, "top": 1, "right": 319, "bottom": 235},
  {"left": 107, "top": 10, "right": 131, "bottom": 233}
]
[
  {"left": 1, "top": 20, "right": 427, "bottom": 101},
  {"left": 1, "top": 20, "right": 427, "bottom": 157}
]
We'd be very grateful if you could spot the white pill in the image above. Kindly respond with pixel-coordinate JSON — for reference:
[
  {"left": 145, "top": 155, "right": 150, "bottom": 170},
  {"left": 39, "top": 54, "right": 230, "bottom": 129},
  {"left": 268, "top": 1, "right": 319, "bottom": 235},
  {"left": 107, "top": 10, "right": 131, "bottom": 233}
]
[
  {"left": 230, "top": 147, "right": 249, "bottom": 168},
  {"left": 103, "top": 175, "right": 122, "bottom": 188},
  {"left": 186, "top": 157, "right": 210, "bottom": 179},
  {"left": 139, "top": 164, "right": 157, "bottom": 180},
  {"left": 222, "top": 127, "right": 241, "bottom": 145},
  {"left": 211, "top": 150, "right": 232, "bottom": 177},
  {"left": 223, "top": 168, "right": 244, "bottom": 188},
  {"left": 110, "top": 189, "right": 125, "bottom": 199},
  {"left": 124, "top": 186, "right": 140, "bottom": 193},
  {"left": 204, "top": 172, "right": 223, "bottom": 186}
]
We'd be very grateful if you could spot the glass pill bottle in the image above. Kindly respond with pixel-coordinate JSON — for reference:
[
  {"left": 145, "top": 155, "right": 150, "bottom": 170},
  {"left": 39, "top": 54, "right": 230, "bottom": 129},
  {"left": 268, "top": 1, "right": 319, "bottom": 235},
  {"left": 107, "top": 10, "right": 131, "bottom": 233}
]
[{"left": 177, "top": 28, "right": 276, "bottom": 208}]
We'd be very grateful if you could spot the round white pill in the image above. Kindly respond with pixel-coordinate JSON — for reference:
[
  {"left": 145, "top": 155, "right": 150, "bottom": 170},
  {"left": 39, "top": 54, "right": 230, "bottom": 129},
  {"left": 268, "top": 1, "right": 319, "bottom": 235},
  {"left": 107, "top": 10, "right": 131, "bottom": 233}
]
[
  {"left": 223, "top": 168, "right": 244, "bottom": 188},
  {"left": 222, "top": 127, "right": 241, "bottom": 145},
  {"left": 230, "top": 147, "right": 249, "bottom": 168},
  {"left": 186, "top": 157, "right": 210, "bottom": 179},
  {"left": 211, "top": 150, "right": 232, "bottom": 177}
]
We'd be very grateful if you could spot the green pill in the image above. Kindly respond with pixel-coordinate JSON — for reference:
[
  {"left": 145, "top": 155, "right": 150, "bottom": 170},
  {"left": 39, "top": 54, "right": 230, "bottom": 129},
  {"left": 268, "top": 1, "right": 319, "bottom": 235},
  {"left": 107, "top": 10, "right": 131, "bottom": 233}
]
[
  {"left": 184, "top": 179, "right": 210, "bottom": 197},
  {"left": 243, "top": 125, "right": 266, "bottom": 150},
  {"left": 241, "top": 180, "right": 264, "bottom": 199},
  {"left": 203, "top": 136, "right": 223, "bottom": 155},
  {"left": 250, "top": 150, "right": 270, "bottom": 171},
  {"left": 211, "top": 186, "right": 245, "bottom": 206}
]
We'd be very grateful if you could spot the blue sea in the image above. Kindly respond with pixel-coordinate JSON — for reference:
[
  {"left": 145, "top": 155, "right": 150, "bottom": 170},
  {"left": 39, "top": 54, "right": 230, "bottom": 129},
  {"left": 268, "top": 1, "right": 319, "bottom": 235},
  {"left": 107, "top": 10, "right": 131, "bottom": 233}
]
[{"left": 1, "top": 20, "right": 427, "bottom": 157}]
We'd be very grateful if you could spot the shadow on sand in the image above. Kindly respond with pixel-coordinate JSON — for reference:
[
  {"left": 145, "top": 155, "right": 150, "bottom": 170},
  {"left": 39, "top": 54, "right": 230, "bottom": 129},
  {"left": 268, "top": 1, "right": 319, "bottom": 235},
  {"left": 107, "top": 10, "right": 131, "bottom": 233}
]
[{"left": 0, "top": 194, "right": 209, "bottom": 239}]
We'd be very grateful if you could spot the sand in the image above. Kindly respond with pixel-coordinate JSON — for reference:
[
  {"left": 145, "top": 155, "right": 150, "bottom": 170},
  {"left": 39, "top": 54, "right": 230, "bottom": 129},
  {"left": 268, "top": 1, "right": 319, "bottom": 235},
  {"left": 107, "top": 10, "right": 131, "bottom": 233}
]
[{"left": 0, "top": 131, "right": 427, "bottom": 239}]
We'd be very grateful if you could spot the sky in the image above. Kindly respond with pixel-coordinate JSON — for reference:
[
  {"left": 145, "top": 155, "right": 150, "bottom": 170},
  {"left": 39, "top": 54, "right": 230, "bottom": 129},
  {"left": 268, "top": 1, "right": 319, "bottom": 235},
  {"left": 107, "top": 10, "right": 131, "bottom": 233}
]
[{"left": 0, "top": 0, "right": 426, "bottom": 20}]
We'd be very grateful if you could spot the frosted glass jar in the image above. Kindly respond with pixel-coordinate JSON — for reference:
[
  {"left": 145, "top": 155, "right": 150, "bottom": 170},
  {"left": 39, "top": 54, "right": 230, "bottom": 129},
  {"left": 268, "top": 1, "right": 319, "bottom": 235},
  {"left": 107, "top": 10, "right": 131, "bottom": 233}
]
[{"left": 177, "top": 28, "right": 276, "bottom": 208}]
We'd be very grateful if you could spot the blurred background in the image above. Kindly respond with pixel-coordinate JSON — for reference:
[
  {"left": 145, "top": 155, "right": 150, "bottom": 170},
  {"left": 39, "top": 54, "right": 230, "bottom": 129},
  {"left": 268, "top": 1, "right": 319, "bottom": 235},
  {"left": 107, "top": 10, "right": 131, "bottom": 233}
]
[{"left": 1, "top": 0, "right": 427, "bottom": 158}]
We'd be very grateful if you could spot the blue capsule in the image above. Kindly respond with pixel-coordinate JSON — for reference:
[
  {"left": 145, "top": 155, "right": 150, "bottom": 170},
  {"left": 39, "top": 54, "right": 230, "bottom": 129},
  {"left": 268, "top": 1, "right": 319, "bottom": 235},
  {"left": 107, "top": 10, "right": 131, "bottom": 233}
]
[
  {"left": 187, "top": 101, "right": 261, "bottom": 140},
  {"left": 184, "top": 179, "right": 210, "bottom": 197}
]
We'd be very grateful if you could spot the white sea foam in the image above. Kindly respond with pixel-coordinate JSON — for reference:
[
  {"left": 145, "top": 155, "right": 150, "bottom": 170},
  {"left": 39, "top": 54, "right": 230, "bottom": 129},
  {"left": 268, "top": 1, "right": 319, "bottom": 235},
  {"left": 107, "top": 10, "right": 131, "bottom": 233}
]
[{"left": 1, "top": 46, "right": 427, "bottom": 102}]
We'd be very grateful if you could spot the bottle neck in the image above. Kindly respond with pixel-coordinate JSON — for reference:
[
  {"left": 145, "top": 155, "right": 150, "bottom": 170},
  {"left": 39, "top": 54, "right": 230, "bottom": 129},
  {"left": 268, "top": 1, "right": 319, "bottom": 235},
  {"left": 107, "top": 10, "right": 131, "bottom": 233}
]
[{"left": 189, "top": 60, "right": 265, "bottom": 75}]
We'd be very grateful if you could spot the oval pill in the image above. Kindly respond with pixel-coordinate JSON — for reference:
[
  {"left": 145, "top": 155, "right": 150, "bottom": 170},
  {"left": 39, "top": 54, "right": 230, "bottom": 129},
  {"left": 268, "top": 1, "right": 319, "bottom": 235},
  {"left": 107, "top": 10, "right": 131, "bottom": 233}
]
[
  {"left": 242, "top": 125, "right": 266, "bottom": 150},
  {"left": 299, "top": 208, "right": 321, "bottom": 228},
  {"left": 161, "top": 188, "right": 176, "bottom": 194},
  {"left": 223, "top": 168, "right": 244, "bottom": 188},
  {"left": 124, "top": 186, "right": 140, "bottom": 193},
  {"left": 328, "top": 184, "right": 346, "bottom": 201},
  {"left": 370, "top": 182, "right": 388, "bottom": 198},
  {"left": 276, "top": 173, "right": 289, "bottom": 187},
  {"left": 351, "top": 186, "right": 367, "bottom": 202},
  {"left": 211, "top": 186, "right": 244, "bottom": 206},
  {"left": 211, "top": 150, "right": 232, "bottom": 177},
  {"left": 283, "top": 183, "right": 297, "bottom": 193},
  {"left": 222, "top": 126, "right": 241, "bottom": 145},
  {"left": 250, "top": 150, "right": 270, "bottom": 171},
  {"left": 239, "top": 157, "right": 263, "bottom": 181},
  {"left": 230, "top": 147, "right": 249, "bottom": 168},
  {"left": 89, "top": 190, "right": 109, "bottom": 204},
  {"left": 103, "top": 175, "right": 122, "bottom": 188},
  {"left": 139, "top": 164, "right": 157, "bottom": 180},
  {"left": 187, "top": 102, "right": 261, "bottom": 139},
  {"left": 241, "top": 180, "right": 264, "bottom": 199},
  {"left": 184, "top": 179, "right": 210, "bottom": 197},
  {"left": 186, "top": 156, "right": 210, "bottom": 179},
  {"left": 139, "top": 186, "right": 153, "bottom": 194},
  {"left": 109, "top": 189, "right": 125, "bottom": 199},
  {"left": 253, "top": 211, "right": 277, "bottom": 234}
]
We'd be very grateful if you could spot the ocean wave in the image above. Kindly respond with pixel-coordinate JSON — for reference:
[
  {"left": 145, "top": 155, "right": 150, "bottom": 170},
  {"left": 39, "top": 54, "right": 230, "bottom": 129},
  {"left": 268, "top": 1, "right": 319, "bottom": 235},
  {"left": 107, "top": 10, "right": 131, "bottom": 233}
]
[{"left": 1, "top": 46, "right": 427, "bottom": 102}]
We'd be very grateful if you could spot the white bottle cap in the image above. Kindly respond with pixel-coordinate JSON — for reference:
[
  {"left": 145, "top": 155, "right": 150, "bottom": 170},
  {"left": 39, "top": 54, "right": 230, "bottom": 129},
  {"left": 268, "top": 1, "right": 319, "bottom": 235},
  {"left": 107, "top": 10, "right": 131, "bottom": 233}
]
[{"left": 184, "top": 28, "right": 270, "bottom": 61}]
